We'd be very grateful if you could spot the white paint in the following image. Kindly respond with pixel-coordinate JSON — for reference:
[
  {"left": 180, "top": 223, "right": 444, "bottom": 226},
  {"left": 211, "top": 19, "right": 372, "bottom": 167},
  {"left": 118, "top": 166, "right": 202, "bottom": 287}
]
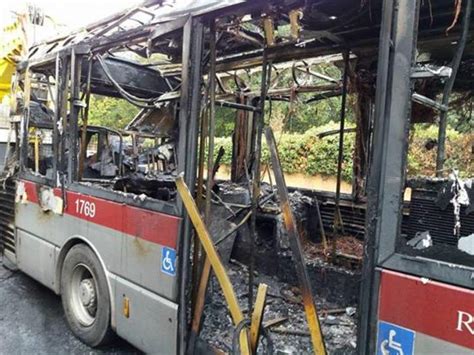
[
  {"left": 420, "top": 277, "right": 430, "bottom": 284},
  {"left": 458, "top": 234, "right": 474, "bottom": 256},
  {"left": 39, "top": 187, "right": 63, "bottom": 214},
  {"left": 15, "top": 181, "right": 27, "bottom": 204},
  {"left": 449, "top": 171, "right": 471, "bottom": 237},
  {"left": 456, "top": 311, "right": 474, "bottom": 335},
  {"left": 407, "top": 231, "right": 433, "bottom": 250},
  {"left": 0, "top": 128, "right": 16, "bottom": 142},
  {"left": 74, "top": 198, "right": 96, "bottom": 218}
]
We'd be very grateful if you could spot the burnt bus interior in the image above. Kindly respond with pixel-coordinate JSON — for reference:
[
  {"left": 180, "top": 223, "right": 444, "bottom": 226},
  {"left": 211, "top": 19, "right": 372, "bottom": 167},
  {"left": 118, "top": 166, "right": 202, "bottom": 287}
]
[
  {"left": 20, "top": 55, "right": 179, "bottom": 192},
  {"left": 1, "top": 0, "right": 473, "bottom": 352}
]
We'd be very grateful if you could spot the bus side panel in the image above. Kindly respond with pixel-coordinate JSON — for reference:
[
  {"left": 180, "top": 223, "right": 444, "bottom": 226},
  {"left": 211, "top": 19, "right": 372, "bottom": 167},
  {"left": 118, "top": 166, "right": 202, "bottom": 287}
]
[
  {"left": 16, "top": 228, "right": 57, "bottom": 290},
  {"left": 110, "top": 274, "right": 178, "bottom": 354},
  {"left": 15, "top": 195, "right": 122, "bottom": 292},
  {"left": 376, "top": 269, "right": 474, "bottom": 354},
  {"left": 15, "top": 180, "right": 180, "bottom": 353},
  {"left": 16, "top": 179, "right": 179, "bottom": 300}
]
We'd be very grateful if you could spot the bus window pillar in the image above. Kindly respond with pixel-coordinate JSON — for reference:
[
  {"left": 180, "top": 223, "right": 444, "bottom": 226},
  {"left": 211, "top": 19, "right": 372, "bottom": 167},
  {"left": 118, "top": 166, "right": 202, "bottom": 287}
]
[
  {"left": 176, "top": 16, "right": 204, "bottom": 355},
  {"left": 357, "top": 0, "right": 421, "bottom": 353}
]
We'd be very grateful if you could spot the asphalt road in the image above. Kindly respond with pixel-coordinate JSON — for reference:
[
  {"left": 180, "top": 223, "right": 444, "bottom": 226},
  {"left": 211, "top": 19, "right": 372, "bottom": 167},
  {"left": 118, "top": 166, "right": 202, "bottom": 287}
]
[{"left": 0, "top": 257, "right": 139, "bottom": 354}]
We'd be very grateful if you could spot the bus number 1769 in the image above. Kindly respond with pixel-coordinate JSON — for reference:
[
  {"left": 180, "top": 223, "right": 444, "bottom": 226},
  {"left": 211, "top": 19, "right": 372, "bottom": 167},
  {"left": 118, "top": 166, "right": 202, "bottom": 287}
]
[{"left": 75, "top": 198, "right": 96, "bottom": 218}]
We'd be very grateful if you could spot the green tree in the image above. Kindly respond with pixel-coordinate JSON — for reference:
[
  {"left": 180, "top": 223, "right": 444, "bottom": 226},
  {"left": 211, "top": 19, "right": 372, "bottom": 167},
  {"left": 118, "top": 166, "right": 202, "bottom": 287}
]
[
  {"left": 215, "top": 106, "right": 236, "bottom": 137},
  {"left": 88, "top": 95, "right": 139, "bottom": 130}
]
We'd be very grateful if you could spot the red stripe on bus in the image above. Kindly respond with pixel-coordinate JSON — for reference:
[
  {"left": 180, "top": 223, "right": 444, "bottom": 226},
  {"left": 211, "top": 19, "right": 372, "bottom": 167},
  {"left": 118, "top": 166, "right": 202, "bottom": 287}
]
[
  {"left": 378, "top": 269, "right": 474, "bottom": 349},
  {"left": 21, "top": 180, "right": 180, "bottom": 249},
  {"left": 22, "top": 180, "right": 39, "bottom": 203}
]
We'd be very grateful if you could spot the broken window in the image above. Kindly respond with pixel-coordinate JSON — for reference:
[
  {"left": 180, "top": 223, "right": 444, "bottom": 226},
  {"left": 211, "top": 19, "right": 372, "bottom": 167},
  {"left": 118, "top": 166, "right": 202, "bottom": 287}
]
[
  {"left": 26, "top": 125, "right": 53, "bottom": 177},
  {"left": 401, "top": 174, "right": 474, "bottom": 268},
  {"left": 392, "top": 10, "right": 474, "bottom": 269},
  {"left": 24, "top": 72, "right": 56, "bottom": 179},
  {"left": 79, "top": 127, "right": 122, "bottom": 180}
]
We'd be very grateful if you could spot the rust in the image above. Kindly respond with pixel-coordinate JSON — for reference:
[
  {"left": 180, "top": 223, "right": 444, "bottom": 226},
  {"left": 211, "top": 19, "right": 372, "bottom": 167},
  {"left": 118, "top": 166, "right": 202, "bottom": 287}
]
[{"left": 132, "top": 236, "right": 151, "bottom": 256}]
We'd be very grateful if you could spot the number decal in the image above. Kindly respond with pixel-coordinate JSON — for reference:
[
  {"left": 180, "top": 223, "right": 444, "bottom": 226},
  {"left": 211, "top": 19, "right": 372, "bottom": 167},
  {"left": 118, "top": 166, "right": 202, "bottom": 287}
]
[{"left": 74, "top": 198, "right": 96, "bottom": 218}]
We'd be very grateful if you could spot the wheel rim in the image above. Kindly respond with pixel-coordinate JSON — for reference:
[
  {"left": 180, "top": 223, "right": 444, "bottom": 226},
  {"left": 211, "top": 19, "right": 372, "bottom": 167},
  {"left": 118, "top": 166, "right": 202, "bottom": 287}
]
[{"left": 68, "top": 263, "right": 98, "bottom": 327}]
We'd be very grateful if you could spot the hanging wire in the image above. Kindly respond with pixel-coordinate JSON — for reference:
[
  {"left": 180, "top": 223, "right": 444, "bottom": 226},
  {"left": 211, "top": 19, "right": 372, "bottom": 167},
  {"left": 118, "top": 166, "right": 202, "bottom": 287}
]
[{"left": 96, "top": 54, "right": 164, "bottom": 109}]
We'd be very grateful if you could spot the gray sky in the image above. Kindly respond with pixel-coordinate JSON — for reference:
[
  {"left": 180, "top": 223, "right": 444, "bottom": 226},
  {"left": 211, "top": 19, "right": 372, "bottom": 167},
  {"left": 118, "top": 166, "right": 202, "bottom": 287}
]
[{"left": 0, "top": 0, "right": 141, "bottom": 31}]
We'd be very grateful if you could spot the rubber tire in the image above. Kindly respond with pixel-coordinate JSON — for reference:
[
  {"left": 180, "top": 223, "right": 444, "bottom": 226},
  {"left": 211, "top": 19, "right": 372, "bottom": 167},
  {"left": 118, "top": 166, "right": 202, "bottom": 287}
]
[{"left": 60, "top": 244, "right": 114, "bottom": 347}]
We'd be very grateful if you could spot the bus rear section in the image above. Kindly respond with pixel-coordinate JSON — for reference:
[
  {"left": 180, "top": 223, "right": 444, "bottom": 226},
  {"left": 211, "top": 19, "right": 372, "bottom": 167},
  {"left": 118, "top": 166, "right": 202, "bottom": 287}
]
[
  {"left": 358, "top": 0, "right": 474, "bottom": 353},
  {"left": 377, "top": 270, "right": 473, "bottom": 354}
]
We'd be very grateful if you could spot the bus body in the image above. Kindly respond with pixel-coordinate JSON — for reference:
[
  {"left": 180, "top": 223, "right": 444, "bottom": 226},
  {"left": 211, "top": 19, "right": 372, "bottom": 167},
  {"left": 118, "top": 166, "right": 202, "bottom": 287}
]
[
  {"left": 0, "top": 1, "right": 472, "bottom": 354},
  {"left": 0, "top": 1, "right": 238, "bottom": 352},
  {"left": 0, "top": 0, "right": 267, "bottom": 351},
  {"left": 5, "top": 54, "right": 185, "bottom": 351}
]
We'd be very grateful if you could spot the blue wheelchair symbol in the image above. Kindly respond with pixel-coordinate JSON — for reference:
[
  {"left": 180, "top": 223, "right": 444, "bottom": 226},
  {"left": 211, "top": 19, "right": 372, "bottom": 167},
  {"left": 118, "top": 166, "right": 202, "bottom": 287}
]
[
  {"left": 377, "top": 321, "right": 415, "bottom": 355},
  {"left": 161, "top": 247, "right": 176, "bottom": 276}
]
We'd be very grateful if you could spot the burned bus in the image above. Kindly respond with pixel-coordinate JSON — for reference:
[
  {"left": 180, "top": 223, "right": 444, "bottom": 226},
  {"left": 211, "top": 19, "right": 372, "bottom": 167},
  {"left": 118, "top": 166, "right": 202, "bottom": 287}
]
[{"left": 0, "top": 0, "right": 473, "bottom": 354}]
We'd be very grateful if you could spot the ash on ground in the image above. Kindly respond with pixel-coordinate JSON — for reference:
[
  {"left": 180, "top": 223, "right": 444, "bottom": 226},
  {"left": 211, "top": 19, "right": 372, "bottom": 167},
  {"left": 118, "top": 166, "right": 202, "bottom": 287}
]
[{"left": 200, "top": 261, "right": 357, "bottom": 354}]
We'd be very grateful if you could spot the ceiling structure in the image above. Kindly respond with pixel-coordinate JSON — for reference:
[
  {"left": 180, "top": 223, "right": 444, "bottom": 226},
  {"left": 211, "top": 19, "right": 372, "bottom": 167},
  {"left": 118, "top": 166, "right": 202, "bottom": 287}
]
[{"left": 24, "top": 0, "right": 473, "bottom": 93}]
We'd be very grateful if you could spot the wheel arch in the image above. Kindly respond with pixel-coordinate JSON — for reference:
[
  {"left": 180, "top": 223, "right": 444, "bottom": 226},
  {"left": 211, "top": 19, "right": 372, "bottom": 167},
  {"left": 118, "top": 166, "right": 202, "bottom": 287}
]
[{"left": 55, "top": 235, "right": 116, "bottom": 329}]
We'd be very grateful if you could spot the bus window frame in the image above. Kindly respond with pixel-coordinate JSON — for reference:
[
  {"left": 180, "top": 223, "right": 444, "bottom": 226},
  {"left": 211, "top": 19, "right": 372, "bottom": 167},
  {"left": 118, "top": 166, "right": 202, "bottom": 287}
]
[{"left": 19, "top": 67, "right": 58, "bottom": 188}]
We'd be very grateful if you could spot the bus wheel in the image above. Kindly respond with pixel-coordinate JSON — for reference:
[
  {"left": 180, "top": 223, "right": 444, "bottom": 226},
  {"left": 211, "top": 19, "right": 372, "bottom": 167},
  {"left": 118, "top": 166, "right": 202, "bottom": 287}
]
[{"left": 61, "top": 244, "right": 114, "bottom": 347}]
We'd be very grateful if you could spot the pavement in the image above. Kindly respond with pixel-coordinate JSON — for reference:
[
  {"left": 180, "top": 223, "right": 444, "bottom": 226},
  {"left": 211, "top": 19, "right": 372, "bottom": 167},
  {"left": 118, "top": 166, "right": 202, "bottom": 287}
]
[{"left": 0, "top": 256, "right": 140, "bottom": 354}]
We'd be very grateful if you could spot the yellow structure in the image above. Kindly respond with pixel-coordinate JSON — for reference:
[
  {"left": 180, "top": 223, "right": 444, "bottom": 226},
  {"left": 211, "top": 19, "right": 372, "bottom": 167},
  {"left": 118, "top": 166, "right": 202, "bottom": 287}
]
[{"left": 0, "top": 17, "right": 27, "bottom": 100}]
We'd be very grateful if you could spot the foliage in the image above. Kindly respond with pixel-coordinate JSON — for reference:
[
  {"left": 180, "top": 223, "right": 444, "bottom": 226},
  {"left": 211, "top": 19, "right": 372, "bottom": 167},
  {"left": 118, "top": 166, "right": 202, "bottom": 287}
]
[
  {"left": 212, "top": 124, "right": 472, "bottom": 182},
  {"left": 447, "top": 93, "right": 473, "bottom": 134},
  {"left": 215, "top": 106, "right": 236, "bottom": 137},
  {"left": 210, "top": 63, "right": 471, "bottom": 181},
  {"left": 407, "top": 125, "right": 473, "bottom": 178},
  {"left": 213, "top": 123, "right": 355, "bottom": 181},
  {"left": 88, "top": 95, "right": 139, "bottom": 130},
  {"left": 215, "top": 95, "right": 346, "bottom": 137}
]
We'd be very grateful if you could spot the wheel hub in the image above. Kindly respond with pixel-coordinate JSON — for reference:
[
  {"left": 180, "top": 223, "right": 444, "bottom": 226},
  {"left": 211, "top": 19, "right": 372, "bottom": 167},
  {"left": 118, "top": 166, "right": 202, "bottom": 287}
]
[
  {"left": 69, "top": 264, "right": 99, "bottom": 326},
  {"left": 79, "top": 278, "right": 96, "bottom": 309}
]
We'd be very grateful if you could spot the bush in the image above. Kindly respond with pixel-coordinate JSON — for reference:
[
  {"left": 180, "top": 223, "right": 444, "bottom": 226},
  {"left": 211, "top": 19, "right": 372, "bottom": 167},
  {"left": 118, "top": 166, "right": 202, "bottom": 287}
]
[
  {"left": 407, "top": 125, "right": 472, "bottom": 178},
  {"left": 210, "top": 124, "right": 472, "bottom": 182}
]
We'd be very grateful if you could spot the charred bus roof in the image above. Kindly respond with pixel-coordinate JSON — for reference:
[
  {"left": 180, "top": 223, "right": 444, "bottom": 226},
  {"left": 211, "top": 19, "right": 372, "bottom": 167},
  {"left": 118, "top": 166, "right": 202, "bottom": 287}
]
[{"left": 23, "top": 0, "right": 474, "bottom": 91}]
